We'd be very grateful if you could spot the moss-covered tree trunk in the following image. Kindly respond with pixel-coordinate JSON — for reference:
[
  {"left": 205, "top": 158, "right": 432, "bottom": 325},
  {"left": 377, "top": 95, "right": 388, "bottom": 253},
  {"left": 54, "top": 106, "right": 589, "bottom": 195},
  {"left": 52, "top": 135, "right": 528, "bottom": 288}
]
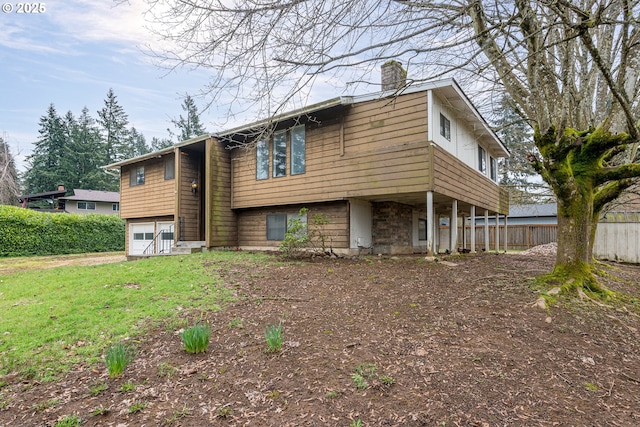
[{"left": 531, "top": 126, "right": 640, "bottom": 294}]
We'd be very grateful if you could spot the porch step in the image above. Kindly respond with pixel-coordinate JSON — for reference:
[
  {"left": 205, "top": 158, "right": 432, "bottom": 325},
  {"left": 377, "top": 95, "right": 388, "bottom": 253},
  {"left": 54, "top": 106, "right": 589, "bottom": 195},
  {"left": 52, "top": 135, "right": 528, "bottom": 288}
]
[
  {"left": 175, "top": 241, "right": 205, "bottom": 248},
  {"left": 171, "top": 246, "right": 202, "bottom": 255},
  {"left": 172, "top": 241, "right": 205, "bottom": 254}
]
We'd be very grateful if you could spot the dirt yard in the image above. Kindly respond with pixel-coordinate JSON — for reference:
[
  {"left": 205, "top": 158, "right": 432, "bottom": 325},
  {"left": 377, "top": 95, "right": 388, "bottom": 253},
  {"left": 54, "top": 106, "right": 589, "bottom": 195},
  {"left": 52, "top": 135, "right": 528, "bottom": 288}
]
[{"left": 1, "top": 250, "right": 640, "bottom": 426}]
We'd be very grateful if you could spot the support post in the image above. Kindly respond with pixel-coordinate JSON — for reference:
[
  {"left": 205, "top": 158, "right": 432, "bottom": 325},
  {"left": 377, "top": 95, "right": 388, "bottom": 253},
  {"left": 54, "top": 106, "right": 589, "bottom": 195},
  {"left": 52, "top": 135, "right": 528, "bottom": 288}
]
[
  {"left": 426, "top": 191, "right": 434, "bottom": 256},
  {"left": 484, "top": 209, "right": 490, "bottom": 252},
  {"left": 451, "top": 200, "right": 458, "bottom": 253},
  {"left": 470, "top": 205, "right": 476, "bottom": 253},
  {"left": 503, "top": 214, "right": 508, "bottom": 253},
  {"left": 494, "top": 213, "right": 500, "bottom": 253},
  {"left": 462, "top": 216, "right": 467, "bottom": 251}
]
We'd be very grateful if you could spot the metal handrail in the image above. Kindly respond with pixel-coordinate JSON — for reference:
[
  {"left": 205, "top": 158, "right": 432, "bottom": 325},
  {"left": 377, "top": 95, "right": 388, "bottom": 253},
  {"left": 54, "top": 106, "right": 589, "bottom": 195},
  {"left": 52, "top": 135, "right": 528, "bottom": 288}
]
[{"left": 143, "top": 225, "right": 174, "bottom": 255}]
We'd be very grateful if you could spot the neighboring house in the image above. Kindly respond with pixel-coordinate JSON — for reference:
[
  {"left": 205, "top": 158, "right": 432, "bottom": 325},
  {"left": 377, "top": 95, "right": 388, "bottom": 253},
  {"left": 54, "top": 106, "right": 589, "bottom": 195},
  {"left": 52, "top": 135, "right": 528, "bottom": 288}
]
[
  {"left": 105, "top": 63, "right": 510, "bottom": 257},
  {"left": 18, "top": 185, "right": 68, "bottom": 212},
  {"left": 60, "top": 189, "right": 120, "bottom": 215},
  {"left": 18, "top": 187, "right": 120, "bottom": 215}
]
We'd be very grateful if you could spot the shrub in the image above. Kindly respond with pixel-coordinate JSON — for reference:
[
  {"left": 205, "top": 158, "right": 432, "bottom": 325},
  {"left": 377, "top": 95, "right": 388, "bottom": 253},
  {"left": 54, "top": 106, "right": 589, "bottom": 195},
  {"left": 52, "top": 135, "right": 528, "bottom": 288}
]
[
  {"left": 279, "top": 208, "right": 333, "bottom": 256},
  {"left": 181, "top": 324, "right": 211, "bottom": 354},
  {"left": 0, "top": 205, "right": 125, "bottom": 256},
  {"left": 105, "top": 343, "right": 135, "bottom": 378},
  {"left": 264, "top": 322, "right": 284, "bottom": 352}
]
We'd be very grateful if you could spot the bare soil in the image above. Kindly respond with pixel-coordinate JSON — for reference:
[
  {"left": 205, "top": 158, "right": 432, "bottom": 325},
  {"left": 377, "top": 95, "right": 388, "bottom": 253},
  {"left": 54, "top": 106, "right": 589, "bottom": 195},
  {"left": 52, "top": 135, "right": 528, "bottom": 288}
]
[{"left": 1, "top": 251, "right": 640, "bottom": 427}]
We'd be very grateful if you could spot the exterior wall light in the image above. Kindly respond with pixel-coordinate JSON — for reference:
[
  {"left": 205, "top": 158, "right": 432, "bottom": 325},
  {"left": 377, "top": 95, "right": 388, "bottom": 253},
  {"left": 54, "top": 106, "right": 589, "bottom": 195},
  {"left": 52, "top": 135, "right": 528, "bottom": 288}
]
[{"left": 191, "top": 179, "right": 198, "bottom": 193}]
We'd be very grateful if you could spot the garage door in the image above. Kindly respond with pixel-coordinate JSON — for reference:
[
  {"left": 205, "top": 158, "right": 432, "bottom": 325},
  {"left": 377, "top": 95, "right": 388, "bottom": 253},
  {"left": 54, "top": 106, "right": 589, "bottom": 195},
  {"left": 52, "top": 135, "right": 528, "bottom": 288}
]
[{"left": 129, "top": 223, "right": 155, "bottom": 255}]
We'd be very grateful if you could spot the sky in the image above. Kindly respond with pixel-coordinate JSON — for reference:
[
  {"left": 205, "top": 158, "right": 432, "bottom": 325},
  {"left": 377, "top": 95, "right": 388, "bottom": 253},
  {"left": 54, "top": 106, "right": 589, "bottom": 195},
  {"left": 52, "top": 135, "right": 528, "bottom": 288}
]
[{"left": 0, "top": 1, "right": 250, "bottom": 173}]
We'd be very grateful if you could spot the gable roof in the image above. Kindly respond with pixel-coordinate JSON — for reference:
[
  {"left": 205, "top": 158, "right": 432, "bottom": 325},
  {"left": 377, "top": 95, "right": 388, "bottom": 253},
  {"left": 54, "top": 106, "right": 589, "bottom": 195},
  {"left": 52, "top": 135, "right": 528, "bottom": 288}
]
[{"left": 61, "top": 189, "right": 120, "bottom": 203}]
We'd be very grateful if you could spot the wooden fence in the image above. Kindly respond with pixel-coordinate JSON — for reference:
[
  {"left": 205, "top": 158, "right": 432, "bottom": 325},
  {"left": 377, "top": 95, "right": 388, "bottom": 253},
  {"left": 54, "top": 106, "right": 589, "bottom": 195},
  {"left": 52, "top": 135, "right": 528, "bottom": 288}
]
[
  {"left": 438, "top": 224, "right": 557, "bottom": 251},
  {"left": 438, "top": 220, "right": 640, "bottom": 263}
]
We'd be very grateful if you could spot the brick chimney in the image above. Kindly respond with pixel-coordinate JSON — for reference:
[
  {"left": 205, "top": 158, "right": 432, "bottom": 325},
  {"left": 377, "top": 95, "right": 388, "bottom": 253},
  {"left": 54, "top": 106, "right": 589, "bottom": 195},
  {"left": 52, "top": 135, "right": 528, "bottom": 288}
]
[{"left": 381, "top": 61, "right": 406, "bottom": 91}]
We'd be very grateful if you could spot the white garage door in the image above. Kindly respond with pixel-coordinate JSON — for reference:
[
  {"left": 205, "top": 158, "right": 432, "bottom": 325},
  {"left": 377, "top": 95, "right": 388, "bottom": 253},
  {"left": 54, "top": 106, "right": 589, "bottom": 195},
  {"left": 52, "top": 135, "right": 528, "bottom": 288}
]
[{"left": 129, "top": 223, "right": 155, "bottom": 255}]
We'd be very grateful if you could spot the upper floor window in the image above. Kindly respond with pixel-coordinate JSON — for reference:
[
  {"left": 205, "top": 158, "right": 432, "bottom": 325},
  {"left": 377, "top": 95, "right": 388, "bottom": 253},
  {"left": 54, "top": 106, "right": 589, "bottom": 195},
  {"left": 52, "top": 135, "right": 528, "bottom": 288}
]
[
  {"left": 255, "top": 126, "right": 306, "bottom": 180},
  {"left": 164, "top": 157, "right": 175, "bottom": 180},
  {"left": 290, "top": 125, "right": 306, "bottom": 175},
  {"left": 78, "top": 201, "right": 96, "bottom": 210},
  {"left": 273, "top": 131, "right": 287, "bottom": 177},
  {"left": 440, "top": 113, "right": 451, "bottom": 141},
  {"left": 130, "top": 166, "right": 145, "bottom": 186},
  {"left": 490, "top": 156, "right": 497, "bottom": 181},
  {"left": 256, "top": 140, "right": 269, "bottom": 180},
  {"left": 478, "top": 145, "right": 486, "bottom": 173}
]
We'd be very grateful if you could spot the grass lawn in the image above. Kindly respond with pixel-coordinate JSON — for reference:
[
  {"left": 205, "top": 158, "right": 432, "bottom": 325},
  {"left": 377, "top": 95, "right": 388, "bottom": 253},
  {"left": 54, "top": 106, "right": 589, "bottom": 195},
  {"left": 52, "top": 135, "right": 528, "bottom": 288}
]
[{"left": 0, "top": 251, "right": 270, "bottom": 381}]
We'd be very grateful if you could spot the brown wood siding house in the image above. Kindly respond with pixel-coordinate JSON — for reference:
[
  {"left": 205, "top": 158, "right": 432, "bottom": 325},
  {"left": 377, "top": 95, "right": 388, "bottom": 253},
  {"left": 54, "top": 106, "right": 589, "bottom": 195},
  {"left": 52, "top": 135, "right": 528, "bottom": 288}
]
[{"left": 106, "top": 67, "right": 509, "bottom": 256}]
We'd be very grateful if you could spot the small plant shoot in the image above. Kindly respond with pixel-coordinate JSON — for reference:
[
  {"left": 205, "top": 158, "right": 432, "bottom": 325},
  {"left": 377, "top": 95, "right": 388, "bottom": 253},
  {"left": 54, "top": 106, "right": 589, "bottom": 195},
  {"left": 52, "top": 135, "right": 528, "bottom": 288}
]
[
  {"left": 181, "top": 324, "right": 211, "bottom": 354},
  {"left": 105, "top": 343, "right": 135, "bottom": 378},
  {"left": 264, "top": 322, "right": 284, "bottom": 352}
]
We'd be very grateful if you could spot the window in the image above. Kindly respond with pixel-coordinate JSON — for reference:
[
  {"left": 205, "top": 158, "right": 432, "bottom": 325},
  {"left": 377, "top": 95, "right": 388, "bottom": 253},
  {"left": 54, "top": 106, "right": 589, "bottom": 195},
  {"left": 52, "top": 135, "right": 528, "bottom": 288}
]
[
  {"left": 478, "top": 145, "right": 486, "bottom": 173},
  {"left": 256, "top": 140, "right": 269, "bottom": 180},
  {"left": 490, "top": 156, "right": 497, "bottom": 181},
  {"left": 112, "top": 203, "right": 120, "bottom": 212},
  {"left": 267, "top": 214, "right": 287, "bottom": 240},
  {"left": 161, "top": 230, "right": 174, "bottom": 241},
  {"left": 164, "top": 157, "right": 175, "bottom": 180},
  {"left": 266, "top": 211, "right": 308, "bottom": 240},
  {"left": 78, "top": 201, "right": 96, "bottom": 210},
  {"left": 255, "top": 126, "right": 306, "bottom": 180},
  {"left": 130, "top": 166, "right": 145, "bottom": 186},
  {"left": 418, "top": 219, "right": 427, "bottom": 241},
  {"left": 290, "top": 126, "right": 306, "bottom": 175},
  {"left": 440, "top": 113, "right": 451, "bottom": 141},
  {"left": 273, "top": 131, "right": 287, "bottom": 177},
  {"left": 133, "top": 232, "right": 153, "bottom": 240}
]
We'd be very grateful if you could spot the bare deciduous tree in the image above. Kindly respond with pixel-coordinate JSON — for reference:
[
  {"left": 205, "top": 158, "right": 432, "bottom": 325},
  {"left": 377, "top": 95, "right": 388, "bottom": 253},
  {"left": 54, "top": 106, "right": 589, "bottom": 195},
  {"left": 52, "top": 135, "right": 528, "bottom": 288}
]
[
  {"left": 0, "top": 136, "right": 20, "bottom": 206},
  {"left": 141, "top": 0, "right": 640, "bottom": 293}
]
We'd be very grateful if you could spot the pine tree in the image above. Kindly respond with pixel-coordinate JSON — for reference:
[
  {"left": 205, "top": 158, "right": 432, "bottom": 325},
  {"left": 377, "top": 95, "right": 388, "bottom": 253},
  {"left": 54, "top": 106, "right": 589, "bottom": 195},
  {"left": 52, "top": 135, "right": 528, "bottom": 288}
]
[
  {"left": 72, "top": 107, "right": 118, "bottom": 191},
  {"left": 172, "top": 95, "right": 206, "bottom": 141},
  {"left": 151, "top": 136, "right": 174, "bottom": 151},
  {"left": 494, "top": 97, "right": 552, "bottom": 204},
  {"left": 128, "top": 126, "right": 150, "bottom": 158},
  {"left": 23, "top": 104, "right": 67, "bottom": 194},
  {"left": 97, "top": 88, "right": 130, "bottom": 164}
]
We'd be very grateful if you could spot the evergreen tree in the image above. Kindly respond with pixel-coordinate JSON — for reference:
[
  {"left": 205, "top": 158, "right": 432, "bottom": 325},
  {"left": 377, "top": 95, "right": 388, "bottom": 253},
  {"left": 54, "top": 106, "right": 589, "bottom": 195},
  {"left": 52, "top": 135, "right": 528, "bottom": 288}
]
[
  {"left": 128, "top": 126, "right": 150, "bottom": 158},
  {"left": 0, "top": 137, "right": 20, "bottom": 205},
  {"left": 151, "top": 136, "right": 174, "bottom": 151},
  {"left": 23, "top": 104, "right": 67, "bottom": 194},
  {"left": 72, "top": 107, "right": 118, "bottom": 191},
  {"left": 172, "top": 95, "right": 206, "bottom": 141},
  {"left": 494, "top": 97, "right": 552, "bottom": 204},
  {"left": 97, "top": 88, "right": 130, "bottom": 163}
]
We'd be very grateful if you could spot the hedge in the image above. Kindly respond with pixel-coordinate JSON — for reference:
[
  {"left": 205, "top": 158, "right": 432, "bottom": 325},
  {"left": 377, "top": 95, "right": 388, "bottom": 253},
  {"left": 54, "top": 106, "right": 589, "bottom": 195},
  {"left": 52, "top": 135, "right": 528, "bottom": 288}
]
[{"left": 0, "top": 205, "right": 125, "bottom": 256}]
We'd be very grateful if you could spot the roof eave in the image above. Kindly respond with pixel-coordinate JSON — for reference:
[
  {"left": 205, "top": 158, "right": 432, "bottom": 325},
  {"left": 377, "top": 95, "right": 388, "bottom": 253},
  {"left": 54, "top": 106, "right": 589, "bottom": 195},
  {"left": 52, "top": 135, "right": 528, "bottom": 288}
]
[{"left": 214, "top": 97, "right": 352, "bottom": 139}]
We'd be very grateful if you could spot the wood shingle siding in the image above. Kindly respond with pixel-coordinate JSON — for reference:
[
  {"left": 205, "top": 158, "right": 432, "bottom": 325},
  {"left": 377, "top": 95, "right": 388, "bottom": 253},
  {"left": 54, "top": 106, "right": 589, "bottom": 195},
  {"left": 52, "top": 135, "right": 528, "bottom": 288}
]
[
  {"left": 237, "top": 202, "right": 349, "bottom": 249},
  {"left": 206, "top": 139, "right": 238, "bottom": 247},
  {"left": 120, "top": 156, "right": 175, "bottom": 219},
  {"left": 432, "top": 145, "right": 506, "bottom": 213},
  {"left": 177, "top": 151, "right": 201, "bottom": 241},
  {"left": 231, "top": 92, "right": 431, "bottom": 209}
]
